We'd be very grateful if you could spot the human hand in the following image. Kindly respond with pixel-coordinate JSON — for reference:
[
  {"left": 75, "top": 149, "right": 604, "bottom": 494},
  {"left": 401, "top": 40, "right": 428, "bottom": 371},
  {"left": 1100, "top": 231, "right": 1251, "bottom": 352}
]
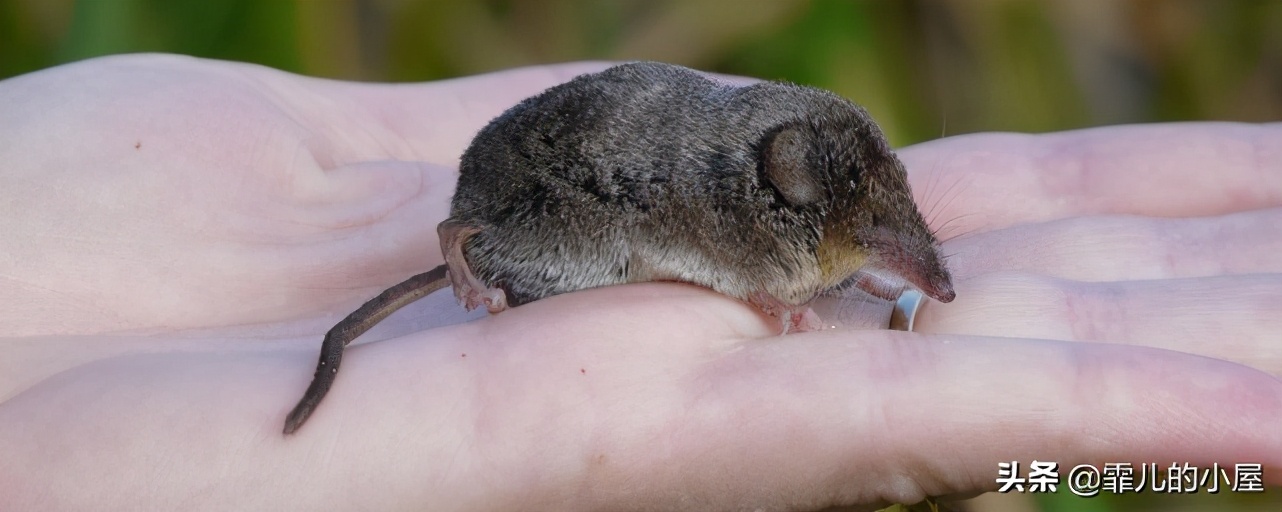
[
  {"left": 0, "top": 53, "right": 609, "bottom": 337},
  {"left": 1, "top": 55, "right": 1278, "bottom": 511}
]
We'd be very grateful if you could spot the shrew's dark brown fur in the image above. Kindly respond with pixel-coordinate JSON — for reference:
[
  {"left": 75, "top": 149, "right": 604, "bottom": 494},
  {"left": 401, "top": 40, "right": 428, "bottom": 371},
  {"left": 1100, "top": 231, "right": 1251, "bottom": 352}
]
[{"left": 283, "top": 62, "right": 953, "bottom": 435}]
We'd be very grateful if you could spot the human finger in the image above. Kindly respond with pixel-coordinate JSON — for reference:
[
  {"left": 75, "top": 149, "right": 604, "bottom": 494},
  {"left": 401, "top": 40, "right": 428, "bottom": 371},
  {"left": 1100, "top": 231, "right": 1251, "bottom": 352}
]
[
  {"left": 459, "top": 288, "right": 1282, "bottom": 509},
  {"left": 916, "top": 271, "right": 1282, "bottom": 376},
  {"left": 0, "top": 283, "right": 774, "bottom": 510},
  {"left": 5, "top": 283, "right": 1276, "bottom": 511},
  {"left": 903, "top": 122, "right": 1282, "bottom": 235},
  {"left": 943, "top": 208, "right": 1282, "bottom": 282}
]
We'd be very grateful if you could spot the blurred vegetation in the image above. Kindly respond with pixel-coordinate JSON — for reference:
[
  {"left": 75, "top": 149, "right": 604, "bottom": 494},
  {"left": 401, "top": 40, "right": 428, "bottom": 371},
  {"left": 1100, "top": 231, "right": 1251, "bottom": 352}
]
[
  {"left": 3, "top": 0, "right": 1280, "bottom": 147},
  {"left": 1, "top": 1, "right": 1278, "bottom": 511}
]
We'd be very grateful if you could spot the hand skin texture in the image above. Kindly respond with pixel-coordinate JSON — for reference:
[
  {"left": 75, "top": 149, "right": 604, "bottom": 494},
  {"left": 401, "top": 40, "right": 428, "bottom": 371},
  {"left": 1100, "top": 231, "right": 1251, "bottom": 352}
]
[{"left": 0, "top": 54, "right": 1278, "bottom": 511}]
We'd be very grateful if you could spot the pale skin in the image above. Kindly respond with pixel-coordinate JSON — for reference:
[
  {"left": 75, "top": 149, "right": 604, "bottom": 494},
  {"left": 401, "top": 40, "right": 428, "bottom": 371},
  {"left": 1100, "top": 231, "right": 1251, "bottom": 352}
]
[{"left": 0, "top": 54, "right": 1278, "bottom": 511}]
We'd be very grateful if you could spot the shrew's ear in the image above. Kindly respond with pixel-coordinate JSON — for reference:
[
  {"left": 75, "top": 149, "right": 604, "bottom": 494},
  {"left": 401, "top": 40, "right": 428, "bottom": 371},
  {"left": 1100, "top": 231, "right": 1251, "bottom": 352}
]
[{"left": 761, "top": 125, "right": 826, "bottom": 207}]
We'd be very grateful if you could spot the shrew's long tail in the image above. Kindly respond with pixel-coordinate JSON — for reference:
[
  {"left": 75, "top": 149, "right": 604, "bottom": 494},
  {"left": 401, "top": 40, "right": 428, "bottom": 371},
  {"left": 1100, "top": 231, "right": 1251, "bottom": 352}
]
[{"left": 283, "top": 265, "right": 449, "bottom": 435}]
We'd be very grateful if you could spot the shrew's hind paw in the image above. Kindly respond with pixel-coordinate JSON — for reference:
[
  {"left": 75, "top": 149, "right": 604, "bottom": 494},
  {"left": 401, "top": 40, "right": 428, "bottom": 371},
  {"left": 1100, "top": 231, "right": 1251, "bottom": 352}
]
[{"left": 438, "top": 219, "right": 509, "bottom": 313}]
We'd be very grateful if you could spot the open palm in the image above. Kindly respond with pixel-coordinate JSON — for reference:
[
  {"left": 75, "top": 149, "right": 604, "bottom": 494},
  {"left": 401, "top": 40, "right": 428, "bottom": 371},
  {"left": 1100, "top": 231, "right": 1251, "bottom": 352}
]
[{"left": 1, "top": 54, "right": 1277, "bottom": 511}]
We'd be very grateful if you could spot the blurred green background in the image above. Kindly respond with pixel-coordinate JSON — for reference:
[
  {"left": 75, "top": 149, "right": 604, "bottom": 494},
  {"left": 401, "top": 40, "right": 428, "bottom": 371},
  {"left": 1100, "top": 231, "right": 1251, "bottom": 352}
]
[
  {"left": 2, "top": 1, "right": 1276, "bottom": 511},
  {"left": 3, "top": 0, "right": 1280, "bottom": 148}
]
